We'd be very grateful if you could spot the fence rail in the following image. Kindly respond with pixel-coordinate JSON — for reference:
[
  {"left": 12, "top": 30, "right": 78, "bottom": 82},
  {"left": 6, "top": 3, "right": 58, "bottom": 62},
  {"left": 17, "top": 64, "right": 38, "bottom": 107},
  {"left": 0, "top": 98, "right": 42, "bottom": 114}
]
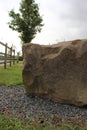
[{"left": 0, "top": 42, "right": 19, "bottom": 69}]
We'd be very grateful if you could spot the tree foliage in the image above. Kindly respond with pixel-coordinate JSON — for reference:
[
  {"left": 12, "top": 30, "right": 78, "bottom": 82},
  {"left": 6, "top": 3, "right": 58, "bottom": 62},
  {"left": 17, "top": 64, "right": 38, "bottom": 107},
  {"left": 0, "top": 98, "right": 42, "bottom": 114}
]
[{"left": 8, "top": 0, "right": 43, "bottom": 43}]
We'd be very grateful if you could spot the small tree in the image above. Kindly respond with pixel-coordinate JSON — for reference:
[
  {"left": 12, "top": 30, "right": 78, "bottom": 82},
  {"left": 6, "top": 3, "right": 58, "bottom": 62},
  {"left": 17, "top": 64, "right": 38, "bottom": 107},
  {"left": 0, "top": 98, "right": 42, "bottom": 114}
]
[{"left": 8, "top": 0, "right": 43, "bottom": 44}]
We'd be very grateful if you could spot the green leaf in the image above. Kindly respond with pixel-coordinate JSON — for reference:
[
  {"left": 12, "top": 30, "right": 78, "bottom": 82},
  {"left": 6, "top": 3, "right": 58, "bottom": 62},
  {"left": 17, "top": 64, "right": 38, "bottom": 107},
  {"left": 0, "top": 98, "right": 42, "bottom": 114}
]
[{"left": 8, "top": 0, "right": 44, "bottom": 44}]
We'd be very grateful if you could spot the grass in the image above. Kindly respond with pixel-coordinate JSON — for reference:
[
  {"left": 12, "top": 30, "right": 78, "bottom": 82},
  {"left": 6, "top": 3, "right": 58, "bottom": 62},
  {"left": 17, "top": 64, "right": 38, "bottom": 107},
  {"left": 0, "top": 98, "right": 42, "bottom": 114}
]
[
  {"left": 0, "top": 115, "right": 28, "bottom": 130},
  {"left": 0, "top": 115, "right": 56, "bottom": 130},
  {"left": 0, "top": 115, "right": 87, "bottom": 130},
  {"left": 0, "top": 62, "right": 22, "bottom": 86}
]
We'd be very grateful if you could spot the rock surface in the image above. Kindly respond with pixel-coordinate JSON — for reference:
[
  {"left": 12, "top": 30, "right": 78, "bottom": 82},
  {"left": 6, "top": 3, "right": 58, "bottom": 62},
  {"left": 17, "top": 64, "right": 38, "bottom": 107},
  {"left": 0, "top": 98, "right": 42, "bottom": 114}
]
[{"left": 22, "top": 39, "right": 87, "bottom": 106}]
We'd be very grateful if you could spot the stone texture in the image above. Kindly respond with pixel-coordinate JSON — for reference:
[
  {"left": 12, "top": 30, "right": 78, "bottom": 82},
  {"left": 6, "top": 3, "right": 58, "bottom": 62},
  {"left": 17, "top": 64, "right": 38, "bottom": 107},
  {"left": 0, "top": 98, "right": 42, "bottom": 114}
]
[{"left": 22, "top": 39, "right": 87, "bottom": 106}]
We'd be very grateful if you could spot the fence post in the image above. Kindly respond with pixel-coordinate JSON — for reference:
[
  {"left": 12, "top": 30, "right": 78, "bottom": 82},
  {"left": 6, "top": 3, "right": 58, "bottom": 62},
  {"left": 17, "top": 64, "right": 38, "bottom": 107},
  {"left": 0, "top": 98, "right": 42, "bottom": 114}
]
[
  {"left": 10, "top": 47, "right": 12, "bottom": 67},
  {"left": 17, "top": 52, "right": 19, "bottom": 63},
  {"left": 13, "top": 49, "right": 15, "bottom": 64},
  {"left": 4, "top": 43, "right": 7, "bottom": 69}
]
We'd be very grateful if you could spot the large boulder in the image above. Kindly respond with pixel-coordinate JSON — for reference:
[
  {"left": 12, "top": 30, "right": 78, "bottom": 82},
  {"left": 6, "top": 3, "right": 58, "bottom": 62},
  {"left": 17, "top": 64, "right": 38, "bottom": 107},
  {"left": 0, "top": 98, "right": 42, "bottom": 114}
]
[{"left": 22, "top": 39, "right": 87, "bottom": 106}]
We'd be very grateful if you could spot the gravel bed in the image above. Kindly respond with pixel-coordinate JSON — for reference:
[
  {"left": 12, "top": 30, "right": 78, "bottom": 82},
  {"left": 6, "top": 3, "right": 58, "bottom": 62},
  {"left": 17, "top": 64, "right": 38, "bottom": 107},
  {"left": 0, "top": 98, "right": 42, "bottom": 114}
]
[{"left": 0, "top": 86, "right": 87, "bottom": 124}]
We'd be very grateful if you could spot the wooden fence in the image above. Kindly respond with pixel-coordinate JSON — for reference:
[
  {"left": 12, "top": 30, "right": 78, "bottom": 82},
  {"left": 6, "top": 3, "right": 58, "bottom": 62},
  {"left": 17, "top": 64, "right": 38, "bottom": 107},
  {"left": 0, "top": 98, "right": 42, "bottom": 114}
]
[{"left": 0, "top": 42, "right": 19, "bottom": 69}]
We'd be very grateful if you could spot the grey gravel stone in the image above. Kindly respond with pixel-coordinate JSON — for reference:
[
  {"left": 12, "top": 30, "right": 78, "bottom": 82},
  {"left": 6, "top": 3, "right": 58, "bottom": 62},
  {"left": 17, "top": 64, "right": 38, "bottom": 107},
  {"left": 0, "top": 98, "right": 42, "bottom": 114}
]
[{"left": 0, "top": 86, "right": 87, "bottom": 123}]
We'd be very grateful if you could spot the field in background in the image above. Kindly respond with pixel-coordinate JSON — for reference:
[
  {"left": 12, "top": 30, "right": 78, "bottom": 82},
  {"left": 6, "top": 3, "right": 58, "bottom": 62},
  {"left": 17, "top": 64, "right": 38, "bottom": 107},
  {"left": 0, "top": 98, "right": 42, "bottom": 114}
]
[{"left": 0, "top": 61, "right": 22, "bottom": 86}]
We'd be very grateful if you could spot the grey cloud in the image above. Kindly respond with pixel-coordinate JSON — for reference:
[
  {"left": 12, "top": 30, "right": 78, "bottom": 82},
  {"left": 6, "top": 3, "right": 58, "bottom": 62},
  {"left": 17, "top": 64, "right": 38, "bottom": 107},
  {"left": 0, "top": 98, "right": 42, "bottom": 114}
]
[
  {"left": 56, "top": 0, "right": 87, "bottom": 39},
  {"left": 59, "top": 0, "right": 87, "bottom": 21},
  {"left": 39, "top": 0, "right": 87, "bottom": 40}
]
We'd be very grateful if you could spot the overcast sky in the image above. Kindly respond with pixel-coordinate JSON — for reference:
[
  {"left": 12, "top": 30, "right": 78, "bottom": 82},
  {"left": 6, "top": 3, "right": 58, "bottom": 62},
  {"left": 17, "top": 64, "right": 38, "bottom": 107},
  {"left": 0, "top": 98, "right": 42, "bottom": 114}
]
[{"left": 0, "top": 0, "right": 87, "bottom": 52}]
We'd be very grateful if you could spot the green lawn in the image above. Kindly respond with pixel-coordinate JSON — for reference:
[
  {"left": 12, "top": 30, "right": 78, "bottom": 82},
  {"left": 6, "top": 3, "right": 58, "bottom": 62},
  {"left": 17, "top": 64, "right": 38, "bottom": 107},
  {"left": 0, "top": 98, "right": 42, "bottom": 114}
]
[
  {"left": 0, "top": 62, "right": 23, "bottom": 86},
  {"left": 0, "top": 115, "right": 87, "bottom": 130},
  {"left": 0, "top": 115, "right": 57, "bottom": 130}
]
